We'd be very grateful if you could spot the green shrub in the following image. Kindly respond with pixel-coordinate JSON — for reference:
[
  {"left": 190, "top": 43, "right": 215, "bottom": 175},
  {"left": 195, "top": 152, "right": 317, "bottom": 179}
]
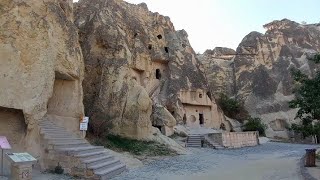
[
  {"left": 94, "top": 135, "right": 176, "bottom": 156},
  {"left": 243, "top": 117, "right": 267, "bottom": 136},
  {"left": 54, "top": 164, "right": 64, "bottom": 174},
  {"left": 217, "top": 93, "right": 249, "bottom": 122}
]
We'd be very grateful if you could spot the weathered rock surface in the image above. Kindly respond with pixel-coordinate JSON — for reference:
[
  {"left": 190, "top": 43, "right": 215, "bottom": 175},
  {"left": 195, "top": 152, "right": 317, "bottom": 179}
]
[
  {"left": 75, "top": 0, "right": 225, "bottom": 140},
  {"left": 201, "top": 19, "right": 320, "bottom": 138},
  {"left": 199, "top": 47, "right": 236, "bottom": 99},
  {"left": 0, "top": 0, "right": 84, "bottom": 159}
]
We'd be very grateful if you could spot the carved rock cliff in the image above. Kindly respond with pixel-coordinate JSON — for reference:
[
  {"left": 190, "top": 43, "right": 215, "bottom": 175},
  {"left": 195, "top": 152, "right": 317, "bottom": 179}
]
[{"left": 75, "top": 0, "right": 225, "bottom": 139}]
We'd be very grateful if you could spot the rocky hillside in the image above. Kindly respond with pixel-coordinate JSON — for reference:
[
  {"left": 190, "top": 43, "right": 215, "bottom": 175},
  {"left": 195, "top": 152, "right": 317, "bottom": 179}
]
[
  {"left": 199, "top": 47, "right": 236, "bottom": 99},
  {"left": 74, "top": 0, "right": 225, "bottom": 140},
  {"left": 201, "top": 19, "right": 320, "bottom": 138}
]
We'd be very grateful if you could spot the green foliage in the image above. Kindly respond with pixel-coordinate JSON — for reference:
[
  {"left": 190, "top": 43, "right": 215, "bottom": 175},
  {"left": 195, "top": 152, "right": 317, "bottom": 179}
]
[
  {"left": 308, "top": 53, "right": 320, "bottom": 63},
  {"left": 217, "top": 93, "right": 249, "bottom": 122},
  {"left": 53, "top": 165, "right": 64, "bottom": 174},
  {"left": 94, "top": 135, "right": 176, "bottom": 156},
  {"left": 289, "top": 71, "right": 320, "bottom": 120},
  {"left": 290, "top": 121, "right": 320, "bottom": 138},
  {"left": 243, "top": 117, "right": 267, "bottom": 136},
  {"left": 316, "top": 152, "right": 320, "bottom": 160},
  {"left": 289, "top": 53, "right": 320, "bottom": 138}
]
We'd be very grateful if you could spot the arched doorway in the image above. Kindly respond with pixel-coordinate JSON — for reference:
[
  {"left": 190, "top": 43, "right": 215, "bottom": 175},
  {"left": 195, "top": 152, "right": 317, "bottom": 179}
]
[{"left": 199, "top": 113, "right": 204, "bottom": 125}]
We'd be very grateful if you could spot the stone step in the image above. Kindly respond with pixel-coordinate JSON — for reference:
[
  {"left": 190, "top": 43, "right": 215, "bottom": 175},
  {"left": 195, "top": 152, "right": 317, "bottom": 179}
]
[
  {"left": 89, "top": 159, "right": 120, "bottom": 171},
  {"left": 186, "top": 145, "right": 201, "bottom": 147},
  {"left": 43, "top": 135, "right": 78, "bottom": 140},
  {"left": 187, "top": 141, "right": 201, "bottom": 143},
  {"left": 57, "top": 146, "right": 105, "bottom": 155},
  {"left": 53, "top": 143, "right": 90, "bottom": 149},
  {"left": 39, "top": 121, "right": 55, "bottom": 125},
  {"left": 188, "top": 137, "right": 202, "bottom": 140},
  {"left": 80, "top": 152, "right": 107, "bottom": 161},
  {"left": 186, "top": 144, "right": 201, "bottom": 146},
  {"left": 49, "top": 139, "right": 87, "bottom": 145},
  {"left": 187, "top": 140, "right": 201, "bottom": 142},
  {"left": 83, "top": 154, "right": 114, "bottom": 167},
  {"left": 75, "top": 150, "right": 106, "bottom": 158},
  {"left": 41, "top": 129, "right": 71, "bottom": 134},
  {"left": 40, "top": 125, "right": 66, "bottom": 129},
  {"left": 40, "top": 120, "right": 126, "bottom": 179},
  {"left": 72, "top": 147, "right": 106, "bottom": 156},
  {"left": 41, "top": 131, "right": 73, "bottom": 136},
  {"left": 96, "top": 164, "right": 126, "bottom": 180},
  {"left": 39, "top": 124, "right": 61, "bottom": 128},
  {"left": 44, "top": 137, "right": 83, "bottom": 141}
]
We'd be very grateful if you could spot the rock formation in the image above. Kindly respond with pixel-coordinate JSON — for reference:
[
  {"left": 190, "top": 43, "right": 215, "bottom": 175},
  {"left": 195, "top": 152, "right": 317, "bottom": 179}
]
[
  {"left": 0, "top": 0, "right": 84, "bottom": 158},
  {"left": 199, "top": 47, "right": 236, "bottom": 99},
  {"left": 74, "top": 0, "right": 226, "bottom": 139},
  {"left": 201, "top": 19, "right": 320, "bottom": 138}
]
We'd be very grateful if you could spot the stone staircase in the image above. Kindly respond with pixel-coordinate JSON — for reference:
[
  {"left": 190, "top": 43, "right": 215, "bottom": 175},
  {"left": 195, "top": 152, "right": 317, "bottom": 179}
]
[
  {"left": 39, "top": 120, "right": 126, "bottom": 180},
  {"left": 185, "top": 135, "right": 203, "bottom": 148}
]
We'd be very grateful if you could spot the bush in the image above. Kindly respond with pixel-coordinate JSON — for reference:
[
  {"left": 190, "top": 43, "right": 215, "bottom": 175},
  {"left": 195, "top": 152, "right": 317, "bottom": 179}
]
[
  {"left": 243, "top": 117, "right": 267, "bottom": 136},
  {"left": 94, "top": 135, "right": 176, "bottom": 156},
  {"left": 217, "top": 93, "right": 249, "bottom": 122},
  {"left": 54, "top": 165, "right": 64, "bottom": 174}
]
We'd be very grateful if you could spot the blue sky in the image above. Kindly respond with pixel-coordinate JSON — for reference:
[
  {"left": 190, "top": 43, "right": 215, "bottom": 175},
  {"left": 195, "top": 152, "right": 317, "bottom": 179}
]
[{"left": 74, "top": 0, "right": 320, "bottom": 53}]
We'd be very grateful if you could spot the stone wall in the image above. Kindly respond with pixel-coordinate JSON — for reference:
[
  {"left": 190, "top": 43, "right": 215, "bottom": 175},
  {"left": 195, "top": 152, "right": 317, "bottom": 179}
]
[{"left": 208, "top": 132, "right": 259, "bottom": 148}]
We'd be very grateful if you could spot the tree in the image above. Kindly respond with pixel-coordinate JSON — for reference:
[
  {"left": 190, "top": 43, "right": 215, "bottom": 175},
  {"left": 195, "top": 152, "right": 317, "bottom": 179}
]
[
  {"left": 217, "top": 93, "right": 249, "bottom": 122},
  {"left": 289, "top": 53, "right": 320, "bottom": 142},
  {"left": 243, "top": 117, "right": 267, "bottom": 136}
]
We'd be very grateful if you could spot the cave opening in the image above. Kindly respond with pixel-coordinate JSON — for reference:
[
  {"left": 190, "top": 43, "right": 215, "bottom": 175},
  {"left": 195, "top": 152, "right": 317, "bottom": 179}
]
[
  {"left": 157, "top": 34, "right": 162, "bottom": 39},
  {"left": 164, "top": 47, "right": 169, "bottom": 53},
  {"left": 199, "top": 113, "right": 204, "bottom": 125},
  {"left": 156, "top": 69, "right": 161, "bottom": 79},
  {"left": 183, "top": 114, "right": 187, "bottom": 124}
]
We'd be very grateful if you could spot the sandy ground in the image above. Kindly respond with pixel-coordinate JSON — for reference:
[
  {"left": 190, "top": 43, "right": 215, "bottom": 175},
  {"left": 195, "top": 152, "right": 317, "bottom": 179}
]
[
  {"left": 1, "top": 142, "right": 318, "bottom": 180},
  {"left": 162, "top": 153, "right": 301, "bottom": 180},
  {"left": 306, "top": 158, "right": 320, "bottom": 180},
  {"left": 114, "top": 142, "right": 319, "bottom": 180}
]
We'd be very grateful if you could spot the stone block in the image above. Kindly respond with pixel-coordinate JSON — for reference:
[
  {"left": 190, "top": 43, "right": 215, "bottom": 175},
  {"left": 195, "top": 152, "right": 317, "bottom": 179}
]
[{"left": 11, "top": 164, "right": 33, "bottom": 180}]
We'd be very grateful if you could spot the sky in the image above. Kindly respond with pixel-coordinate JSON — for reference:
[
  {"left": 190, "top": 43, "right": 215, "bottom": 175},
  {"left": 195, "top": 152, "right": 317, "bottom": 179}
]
[{"left": 73, "top": 0, "right": 320, "bottom": 53}]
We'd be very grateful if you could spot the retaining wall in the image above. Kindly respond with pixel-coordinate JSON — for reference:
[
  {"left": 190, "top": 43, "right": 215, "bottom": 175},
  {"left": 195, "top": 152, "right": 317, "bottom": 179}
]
[{"left": 207, "top": 131, "right": 259, "bottom": 148}]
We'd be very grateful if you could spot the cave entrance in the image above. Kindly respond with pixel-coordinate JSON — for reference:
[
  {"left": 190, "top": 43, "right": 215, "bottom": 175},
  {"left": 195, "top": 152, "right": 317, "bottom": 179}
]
[
  {"left": 47, "top": 71, "right": 79, "bottom": 127},
  {"left": 183, "top": 114, "right": 187, "bottom": 125},
  {"left": 0, "top": 107, "right": 26, "bottom": 175},
  {"left": 0, "top": 107, "right": 26, "bottom": 150},
  {"left": 199, "top": 113, "right": 204, "bottom": 125},
  {"left": 154, "top": 125, "right": 163, "bottom": 133},
  {"left": 156, "top": 69, "right": 161, "bottom": 79}
]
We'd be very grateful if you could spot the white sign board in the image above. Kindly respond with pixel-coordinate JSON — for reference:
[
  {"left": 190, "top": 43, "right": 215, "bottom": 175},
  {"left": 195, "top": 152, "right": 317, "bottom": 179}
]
[
  {"left": 80, "top": 122, "right": 88, "bottom": 131},
  {"left": 82, "top": 116, "right": 89, "bottom": 123},
  {"left": 6, "top": 153, "right": 36, "bottom": 163}
]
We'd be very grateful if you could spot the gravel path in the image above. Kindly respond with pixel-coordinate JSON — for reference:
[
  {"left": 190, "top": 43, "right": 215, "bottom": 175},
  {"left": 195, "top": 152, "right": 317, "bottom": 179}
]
[{"left": 113, "top": 142, "right": 319, "bottom": 180}]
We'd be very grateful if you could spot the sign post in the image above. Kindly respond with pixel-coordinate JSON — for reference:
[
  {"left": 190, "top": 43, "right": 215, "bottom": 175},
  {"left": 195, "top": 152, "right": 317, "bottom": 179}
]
[
  {"left": 80, "top": 116, "right": 89, "bottom": 138},
  {"left": 0, "top": 136, "right": 11, "bottom": 176},
  {"left": 6, "top": 153, "right": 37, "bottom": 180}
]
